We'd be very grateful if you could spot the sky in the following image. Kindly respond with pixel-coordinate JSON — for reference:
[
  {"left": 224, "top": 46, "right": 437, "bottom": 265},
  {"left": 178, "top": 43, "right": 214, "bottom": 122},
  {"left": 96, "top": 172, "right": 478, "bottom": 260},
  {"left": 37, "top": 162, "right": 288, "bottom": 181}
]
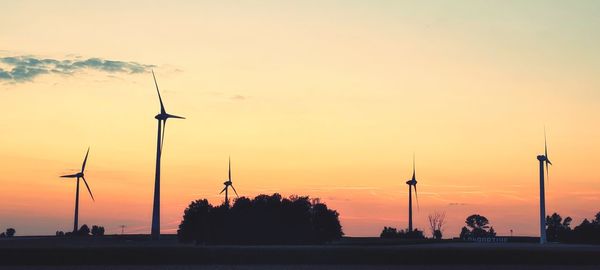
[{"left": 1, "top": 0, "right": 599, "bottom": 237}]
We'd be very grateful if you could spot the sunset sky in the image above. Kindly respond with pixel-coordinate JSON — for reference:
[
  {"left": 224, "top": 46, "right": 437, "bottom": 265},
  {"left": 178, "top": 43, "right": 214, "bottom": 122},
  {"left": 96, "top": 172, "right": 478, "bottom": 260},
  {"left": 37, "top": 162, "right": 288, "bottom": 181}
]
[{"left": 1, "top": 0, "right": 599, "bottom": 237}]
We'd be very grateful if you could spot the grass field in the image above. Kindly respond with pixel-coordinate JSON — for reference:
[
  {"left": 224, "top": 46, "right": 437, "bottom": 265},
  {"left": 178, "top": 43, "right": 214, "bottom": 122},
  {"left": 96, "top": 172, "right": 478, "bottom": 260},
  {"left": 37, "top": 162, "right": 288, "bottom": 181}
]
[{"left": 0, "top": 235, "right": 598, "bottom": 267}]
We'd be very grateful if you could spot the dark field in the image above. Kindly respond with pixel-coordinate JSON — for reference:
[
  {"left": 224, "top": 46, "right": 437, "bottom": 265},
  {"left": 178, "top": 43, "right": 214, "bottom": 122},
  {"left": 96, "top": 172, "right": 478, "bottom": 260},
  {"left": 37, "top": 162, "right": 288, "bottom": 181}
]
[{"left": 0, "top": 235, "right": 598, "bottom": 268}]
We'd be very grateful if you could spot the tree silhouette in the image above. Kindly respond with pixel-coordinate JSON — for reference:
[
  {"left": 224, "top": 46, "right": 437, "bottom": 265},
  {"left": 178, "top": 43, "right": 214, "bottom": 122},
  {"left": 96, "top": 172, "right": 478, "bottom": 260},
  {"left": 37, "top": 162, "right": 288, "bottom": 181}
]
[
  {"left": 178, "top": 194, "right": 343, "bottom": 244},
  {"left": 547, "top": 211, "right": 600, "bottom": 244},
  {"left": 379, "top": 227, "right": 426, "bottom": 239},
  {"left": 460, "top": 214, "right": 496, "bottom": 238},
  {"left": 428, "top": 212, "right": 446, "bottom": 239},
  {"left": 312, "top": 203, "right": 343, "bottom": 242},
  {"left": 178, "top": 199, "right": 212, "bottom": 244},
  {"left": 91, "top": 225, "right": 105, "bottom": 236},
  {"left": 5, "top": 228, "right": 15, "bottom": 237},
  {"left": 459, "top": 226, "right": 470, "bottom": 239},
  {"left": 546, "top": 213, "right": 572, "bottom": 242},
  {"left": 78, "top": 224, "right": 90, "bottom": 236},
  {"left": 380, "top": 227, "right": 398, "bottom": 238}
]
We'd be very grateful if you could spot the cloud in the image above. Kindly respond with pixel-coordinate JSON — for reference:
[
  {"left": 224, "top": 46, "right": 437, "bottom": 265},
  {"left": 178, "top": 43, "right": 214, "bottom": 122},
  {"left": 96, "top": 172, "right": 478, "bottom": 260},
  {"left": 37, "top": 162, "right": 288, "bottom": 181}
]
[
  {"left": 0, "top": 55, "right": 154, "bottom": 83},
  {"left": 230, "top": 94, "right": 248, "bottom": 101},
  {"left": 448, "top": 203, "right": 468, "bottom": 206}
]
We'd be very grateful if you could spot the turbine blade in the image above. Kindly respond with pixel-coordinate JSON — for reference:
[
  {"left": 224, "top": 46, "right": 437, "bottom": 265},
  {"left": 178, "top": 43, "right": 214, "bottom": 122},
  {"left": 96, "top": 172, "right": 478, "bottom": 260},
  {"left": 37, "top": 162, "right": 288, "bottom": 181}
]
[
  {"left": 60, "top": 174, "right": 78, "bottom": 178},
  {"left": 167, "top": 114, "right": 185, "bottom": 119},
  {"left": 412, "top": 152, "right": 416, "bottom": 181},
  {"left": 414, "top": 184, "right": 420, "bottom": 211},
  {"left": 152, "top": 70, "right": 166, "bottom": 114},
  {"left": 81, "top": 147, "right": 90, "bottom": 173},
  {"left": 82, "top": 176, "right": 95, "bottom": 201},
  {"left": 231, "top": 184, "right": 239, "bottom": 197},
  {"left": 544, "top": 127, "right": 549, "bottom": 160},
  {"left": 228, "top": 156, "right": 231, "bottom": 181},
  {"left": 161, "top": 120, "right": 167, "bottom": 154},
  {"left": 546, "top": 161, "right": 550, "bottom": 187},
  {"left": 220, "top": 186, "right": 227, "bottom": 194},
  {"left": 544, "top": 127, "right": 551, "bottom": 186}
]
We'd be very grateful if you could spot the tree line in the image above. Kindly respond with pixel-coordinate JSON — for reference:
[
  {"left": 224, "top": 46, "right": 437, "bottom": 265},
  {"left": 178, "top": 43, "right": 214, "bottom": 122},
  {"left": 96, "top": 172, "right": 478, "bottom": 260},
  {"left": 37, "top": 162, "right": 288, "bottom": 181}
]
[
  {"left": 178, "top": 193, "right": 343, "bottom": 244},
  {"left": 55, "top": 224, "right": 105, "bottom": 237},
  {"left": 546, "top": 211, "right": 600, "bottom": 244}
]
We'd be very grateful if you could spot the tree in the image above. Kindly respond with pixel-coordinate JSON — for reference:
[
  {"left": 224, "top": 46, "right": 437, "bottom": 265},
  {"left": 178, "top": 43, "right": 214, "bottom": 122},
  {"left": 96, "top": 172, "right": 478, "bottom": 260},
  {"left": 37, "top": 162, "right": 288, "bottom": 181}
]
[
  {"left": 177, "top": 199, "right": 212, "bottom": 244},
  {"left": 91, "top": 225, "right": 105, "bottom": 236},
  {"left": 428, "top": 211, "right": 446, "bottom": 239},
  {"left": 380, "top": 227, "right": 398, "bottom": 238},
  {"left": 459, "top": 226, "right": 470, "bottom": 239},
  {"left": 465, "top": 215, "right": 490, "bottom": 230},
  {"left": 177, "top": 194, "right": 343, "bottom": 244},
  {"left": 546, "top": 213, "right": 572, "bottom": 242},
  {"left": 460, "top": 214, "right": 496, "bottom": 238},
  {"left": 78, "top": 224, "right": 90, "bottom": 236},
  {"left": 571, "top": 212, "right": 600, "bottom": 244},
  {"left": 5, "top": 228, "right": 15, "bottom": 237},
  {"left": 56, "top": 231, "right": 65, "bottom": 236},
  {"left": 311, "top": 203, "right": 343, "bottom": 242},
  {"left": 379, "top": 227, "right": 425, "bottom": 239}
]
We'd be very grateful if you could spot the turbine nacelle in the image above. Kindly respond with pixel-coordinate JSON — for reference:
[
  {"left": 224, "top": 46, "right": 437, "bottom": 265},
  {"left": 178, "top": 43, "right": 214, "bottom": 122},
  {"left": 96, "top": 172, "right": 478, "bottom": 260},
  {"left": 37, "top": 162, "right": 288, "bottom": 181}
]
[
  {"left": 224, "top": 180, "right": 232, "bottom": 186},
  {"left": 60, "top": 148, "right": 94, "bottom": 201},
  {"left": 537, "top": 155, "right": 547, "bottom": 162},
  {"left": 406, "top": 179, "right": 417, "bottom": 186}
]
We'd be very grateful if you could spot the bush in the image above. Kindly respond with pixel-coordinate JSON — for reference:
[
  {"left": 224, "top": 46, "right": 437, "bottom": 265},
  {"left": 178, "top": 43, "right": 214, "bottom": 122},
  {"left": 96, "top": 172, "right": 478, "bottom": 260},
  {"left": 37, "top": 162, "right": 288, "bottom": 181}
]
[
  {"left": 91, "top": 225, "right": 105, "bottom": 236},
  {"left": 5, "top": 228, "right": 15, "bottom": 237},
  {"left": 77, "top": 224, "right": 90, "bottom": 236},
  {"left": 177, "top": 193, "right": 343, "bottom": 244},
  {"left": 380, "top": 227, "right": 426, "bottom": 239}
]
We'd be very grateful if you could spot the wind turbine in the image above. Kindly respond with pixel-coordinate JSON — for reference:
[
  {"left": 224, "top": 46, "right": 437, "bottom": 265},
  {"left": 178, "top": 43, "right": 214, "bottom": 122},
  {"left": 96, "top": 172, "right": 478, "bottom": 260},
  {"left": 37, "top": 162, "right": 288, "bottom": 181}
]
[
  {"left": 151, "top": 70, "right": 185, "bottom": 240},
  {"left": 220, "top": 157, "right": 239, "bottom": 208},
  {"left": 405, "top": 154, "right": 419, "bottom": 232},
  {"left": 60, "top": 147, "right": 94, "bottom": 233},
  {"left": 537, "top": 129, "right": 552, "bottom": 244}
]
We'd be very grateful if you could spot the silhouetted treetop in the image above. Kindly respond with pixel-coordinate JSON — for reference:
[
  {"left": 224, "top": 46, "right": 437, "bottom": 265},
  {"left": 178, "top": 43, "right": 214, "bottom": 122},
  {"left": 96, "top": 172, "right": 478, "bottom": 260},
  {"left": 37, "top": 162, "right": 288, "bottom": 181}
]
[
  {"left": 5, "top": 228, "right": 15, "bottom": 237},
  {"left": 178, "top": 193, "right": 343, "bottom": 244},
  {"left": 460, "top": 214, "right": 496, "bottom": 239},
  {"left": 546, "top": 211, "right": 600, "bottom": 244}
]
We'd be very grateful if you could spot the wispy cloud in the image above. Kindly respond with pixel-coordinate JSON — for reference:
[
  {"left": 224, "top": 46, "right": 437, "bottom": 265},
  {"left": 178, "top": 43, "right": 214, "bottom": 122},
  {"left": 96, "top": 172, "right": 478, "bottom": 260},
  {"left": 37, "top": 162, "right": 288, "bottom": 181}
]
[
  {"left": 230, "top": 94, "right": 248, "bottom": 101},
  {"left": 0, "top": 55, "right": 154, "bottom": 83},
  {"left": 448, "top": 203, "right": 468, "bottom": 206}
]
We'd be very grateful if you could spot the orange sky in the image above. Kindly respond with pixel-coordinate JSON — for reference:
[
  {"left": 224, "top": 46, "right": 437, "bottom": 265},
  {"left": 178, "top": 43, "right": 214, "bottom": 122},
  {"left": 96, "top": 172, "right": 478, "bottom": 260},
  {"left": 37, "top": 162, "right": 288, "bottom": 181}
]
[{"left": 1, "top": 1, "right": 599, "bottom": 237}]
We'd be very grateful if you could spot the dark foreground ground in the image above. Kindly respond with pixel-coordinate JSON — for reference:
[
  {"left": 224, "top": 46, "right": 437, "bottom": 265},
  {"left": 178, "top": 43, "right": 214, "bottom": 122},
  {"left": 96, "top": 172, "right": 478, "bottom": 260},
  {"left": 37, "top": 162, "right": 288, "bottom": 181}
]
[
  {"left": 3, "top": 266, "right": 600, "bottom": 270},
  {"left": 0, "top": 235, "right": 598, "bottom": 269}
]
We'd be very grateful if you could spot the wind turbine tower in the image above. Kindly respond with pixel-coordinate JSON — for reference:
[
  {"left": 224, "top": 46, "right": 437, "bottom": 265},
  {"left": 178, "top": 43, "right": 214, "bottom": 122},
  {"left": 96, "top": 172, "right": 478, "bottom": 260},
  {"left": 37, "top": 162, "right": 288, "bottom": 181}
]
[
  {"left": 150, "top": 71, "right": 185, "bottom": 240},
  {"left": 60, "top": 147, "right": 95, "bottom": 233},
  {"left": 406, "top": 154, "right": 419, "bottom": 232},
  {"left": 537, "top": 129, "right": 552, "bottom": 244}
]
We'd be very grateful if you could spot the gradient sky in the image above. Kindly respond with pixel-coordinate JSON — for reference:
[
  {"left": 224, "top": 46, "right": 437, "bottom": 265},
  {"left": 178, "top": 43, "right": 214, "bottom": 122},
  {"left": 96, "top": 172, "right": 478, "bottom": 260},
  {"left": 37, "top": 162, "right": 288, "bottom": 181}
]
[{"left": 1, "top": 0, "right": 599, "bottom": 237}]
